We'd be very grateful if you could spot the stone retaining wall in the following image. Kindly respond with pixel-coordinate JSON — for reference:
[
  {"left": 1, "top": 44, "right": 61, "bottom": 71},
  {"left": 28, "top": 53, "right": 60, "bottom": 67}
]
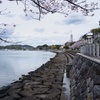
[{"left": 70, "top": 53, "right": 100, "bottom": 100}]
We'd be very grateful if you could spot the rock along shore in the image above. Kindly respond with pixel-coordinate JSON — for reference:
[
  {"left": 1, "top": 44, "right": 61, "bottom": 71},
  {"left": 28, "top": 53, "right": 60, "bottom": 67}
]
[{"left": 0, "top": 52, "right": 67, "bottom": 100}]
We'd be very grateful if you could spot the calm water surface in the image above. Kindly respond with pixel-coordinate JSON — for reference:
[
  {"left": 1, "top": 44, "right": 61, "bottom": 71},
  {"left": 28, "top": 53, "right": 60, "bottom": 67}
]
[{"left": 0, "top": 50, "right": 55, "bottom": 87}]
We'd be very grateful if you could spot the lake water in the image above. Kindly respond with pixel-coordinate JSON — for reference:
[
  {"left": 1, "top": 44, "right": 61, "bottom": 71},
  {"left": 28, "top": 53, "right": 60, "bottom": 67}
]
[{"left": 0, "top": 50, "right": 55, "bottom": 87}]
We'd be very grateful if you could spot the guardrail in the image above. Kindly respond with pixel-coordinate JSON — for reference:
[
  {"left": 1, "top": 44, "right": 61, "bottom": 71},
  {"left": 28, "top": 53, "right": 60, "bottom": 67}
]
[{"left": 80, "top": 43, "right": 99, "bottom": 57}]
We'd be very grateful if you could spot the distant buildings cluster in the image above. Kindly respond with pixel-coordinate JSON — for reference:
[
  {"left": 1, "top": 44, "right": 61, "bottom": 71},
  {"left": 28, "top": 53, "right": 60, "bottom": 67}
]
[{"left": 69, "top": 28, "right": 100, "bottom": 51}]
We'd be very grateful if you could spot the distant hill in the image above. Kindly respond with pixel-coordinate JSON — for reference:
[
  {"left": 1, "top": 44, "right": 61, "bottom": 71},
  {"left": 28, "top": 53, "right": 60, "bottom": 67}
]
[{"left": 0, "top": 45, "right": 35, "bottom": 50}]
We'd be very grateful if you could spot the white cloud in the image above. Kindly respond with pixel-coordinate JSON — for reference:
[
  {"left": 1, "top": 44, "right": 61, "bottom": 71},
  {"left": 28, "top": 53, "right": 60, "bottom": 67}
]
[
  {"left": 34, "top": 28, "right": 45, "bottom": 33},
  {"left": 0, "top": 0, "right": 100, "bottom": 46}
]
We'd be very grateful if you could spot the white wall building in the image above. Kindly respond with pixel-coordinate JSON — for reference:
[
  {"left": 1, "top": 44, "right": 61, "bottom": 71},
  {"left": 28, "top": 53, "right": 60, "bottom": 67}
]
[{"left": 85, "top": 32, "right": 93, "bottom": 44}]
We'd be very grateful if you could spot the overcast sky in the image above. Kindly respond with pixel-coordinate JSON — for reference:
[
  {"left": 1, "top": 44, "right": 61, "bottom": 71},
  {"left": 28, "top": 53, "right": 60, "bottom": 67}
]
[{"left": 0, "top": 0, "right": 100, "bottom": 47}]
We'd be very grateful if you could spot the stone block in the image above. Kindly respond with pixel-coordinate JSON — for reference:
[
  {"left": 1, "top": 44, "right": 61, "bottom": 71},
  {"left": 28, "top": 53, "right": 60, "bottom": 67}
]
[
  {"left": 86, "top": 77, "right": 91, "bottom": 87},
  {"left": 95, "top": 97, "right": 100, "bottom": 100},
  {"left": 0, "top": 96, "right": 15, "bottom": 100},
  {"left": 83, "top": 98, "right": 87, "bottom": 100},
  {"left": 93, "top": 64, "right": 100, "bottom": 75},
  {"left": 86, "top": 87, "right": 90, "bottom": 93},
  {"left": 0, "top": 86, "right": 10, "bottom": 94},
  {"left": 89, "top": 79, "right": 93, "bottom": 92},
  {"left": 94, "top": 75, "right": 100, "bottom": 85},
  {"left": 20, "top": 96, "right": 40, "bottom": 100},
  {"left": 8, "top": 88, "right": 21, "bottom": 99},
  {"left": 94, "top": 85, "right": 100, "bottom": 98},
  {"left": 60, "top": 93, "right": 68, "bottom": 100},
  {"left": 0, "top": 92, "right": 7, "bottom": 98},
  {"left": 71, "top": 96, "right": 75, "bottom": 100},
  {"left": 87, "top": 92, "right": 93, "bottom": 100},
  {"left": 80, "top": 91, "right": 87, "bottom": 100},
  {"left": 18, "top": 89, "right": 34, "bottom": 97}
]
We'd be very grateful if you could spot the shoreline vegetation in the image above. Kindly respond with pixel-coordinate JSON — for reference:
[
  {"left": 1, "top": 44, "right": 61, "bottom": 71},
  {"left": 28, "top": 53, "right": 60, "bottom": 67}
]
[
  {"left": 0, "top": 51, "right": 75, "bottom": 100},
  {"left": 0, "top": 44, "right": 63, "bottom": 51}
]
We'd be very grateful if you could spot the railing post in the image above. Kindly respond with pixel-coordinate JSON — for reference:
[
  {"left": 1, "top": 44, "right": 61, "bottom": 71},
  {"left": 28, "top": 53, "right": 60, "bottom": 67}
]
[
  {"left": 93, "top": 44, "right": 96, "bottom": 57},
  {"left": 95, "top": 43, "right": 99, "bottom": 57},
  {"left": 80, "top": 43, "right": 99, "bottom": 57},
  {"left": 89, "top": 44, "right": 92, "bottom": 56}
]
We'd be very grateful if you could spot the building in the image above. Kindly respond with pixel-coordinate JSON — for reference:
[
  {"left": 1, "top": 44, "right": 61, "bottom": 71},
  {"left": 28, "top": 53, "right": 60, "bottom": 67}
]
[{"left": 85, "top": 32, "right": 93, "bottom": 44}]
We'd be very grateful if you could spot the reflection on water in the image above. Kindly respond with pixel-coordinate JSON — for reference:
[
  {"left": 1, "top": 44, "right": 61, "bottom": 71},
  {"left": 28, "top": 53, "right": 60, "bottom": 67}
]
[
  {"left": 0, "top": 51, "right": 55, "bottom": 87},
  {"left": 61, "top": 70, "right": 70, "bottom": 100}
]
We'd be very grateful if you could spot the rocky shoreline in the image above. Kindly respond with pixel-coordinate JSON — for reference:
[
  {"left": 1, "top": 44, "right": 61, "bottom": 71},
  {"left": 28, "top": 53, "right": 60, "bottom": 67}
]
[{"left": 0, "top": 52, "right": 68, "bottom": 100}]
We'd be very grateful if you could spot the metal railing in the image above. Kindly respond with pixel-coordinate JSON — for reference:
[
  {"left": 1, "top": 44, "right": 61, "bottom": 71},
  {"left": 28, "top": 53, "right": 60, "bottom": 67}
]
[{"left": 80, "top": 43, "right": 99, "bottom": 57}]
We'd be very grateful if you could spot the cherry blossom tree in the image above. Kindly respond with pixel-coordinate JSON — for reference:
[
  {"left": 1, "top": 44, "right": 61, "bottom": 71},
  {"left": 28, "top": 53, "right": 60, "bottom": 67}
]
[
  {"left": 0, "top": 24, "right": 16, "bottom": 43},
  {"left": 6, "top": 0, "right": 99, "bottom": 20}
]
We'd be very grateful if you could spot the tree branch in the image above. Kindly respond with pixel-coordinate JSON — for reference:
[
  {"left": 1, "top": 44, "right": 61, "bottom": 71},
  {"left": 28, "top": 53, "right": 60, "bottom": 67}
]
[
  {"left": 0, "top": 38, "right": 11, "bottom": 43},
  {"left": 0, "top": 8, "right": 10, "bottom": 15},
  {"left": 37, "top": 0, "right": 41, "bottom": 20},
  {"left": 65, "top": 0, "right": 88, "bottom": 11}
]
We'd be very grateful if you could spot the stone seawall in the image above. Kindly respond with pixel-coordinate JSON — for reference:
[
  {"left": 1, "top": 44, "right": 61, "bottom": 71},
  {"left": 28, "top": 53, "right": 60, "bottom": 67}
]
[
  {"left": 0, "top": 52, "right": 67, "bottom": 100},
  {"left": 70, "top": 53, "right": 100, "bottom": 100}
]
